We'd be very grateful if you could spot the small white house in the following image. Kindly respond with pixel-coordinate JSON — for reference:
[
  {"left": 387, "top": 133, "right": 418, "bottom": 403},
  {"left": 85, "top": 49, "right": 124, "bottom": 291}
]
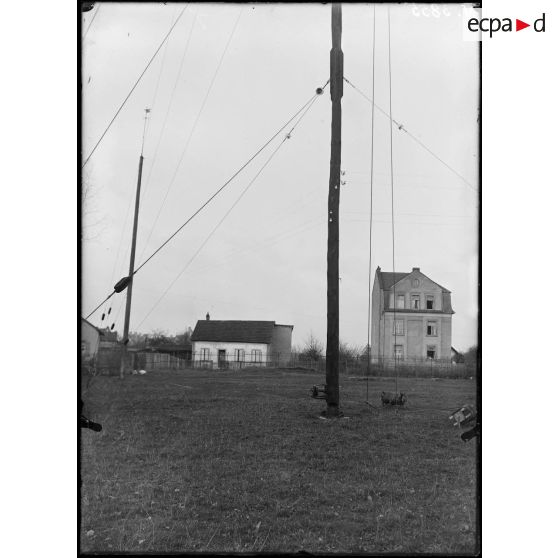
[{"left": 191, "top": 315, "right": 293, "bottom": 368}]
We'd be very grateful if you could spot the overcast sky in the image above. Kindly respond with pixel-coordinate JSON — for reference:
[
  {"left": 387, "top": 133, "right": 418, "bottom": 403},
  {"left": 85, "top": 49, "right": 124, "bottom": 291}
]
[{"left": 82, "top": 2, "right": 479, "bottom": 351}]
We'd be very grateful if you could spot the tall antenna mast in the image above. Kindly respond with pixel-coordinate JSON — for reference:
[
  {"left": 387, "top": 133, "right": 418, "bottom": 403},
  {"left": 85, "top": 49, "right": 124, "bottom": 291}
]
[
  {"left": 325, "top": 3, "right": 343, "bottom": 417},
  {"left": 120, "top": 108, "right": 150, "bottom": 378}
]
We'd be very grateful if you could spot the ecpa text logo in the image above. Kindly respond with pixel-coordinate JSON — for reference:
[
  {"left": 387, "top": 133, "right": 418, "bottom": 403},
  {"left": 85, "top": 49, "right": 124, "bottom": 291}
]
[{"left": 467, "top": 13, "right": 546, "bottom": 38}]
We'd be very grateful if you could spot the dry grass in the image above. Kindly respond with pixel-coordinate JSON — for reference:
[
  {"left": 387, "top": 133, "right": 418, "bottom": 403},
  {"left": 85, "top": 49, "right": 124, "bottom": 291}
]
[{"left": 80, "top": 368, "right": 478, "bottom": 553}]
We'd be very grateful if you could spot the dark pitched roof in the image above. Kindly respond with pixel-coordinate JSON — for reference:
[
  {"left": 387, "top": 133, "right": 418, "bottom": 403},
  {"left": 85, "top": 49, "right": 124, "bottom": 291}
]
[
  {"left": 191, "top": 320, "right": 277, "bottom": 344},
  {"left": 378, "top": 270, "right": 450, "bottom": 293},
  {"left": 378, "top": 272, "right": 409, "bottom": 290}
]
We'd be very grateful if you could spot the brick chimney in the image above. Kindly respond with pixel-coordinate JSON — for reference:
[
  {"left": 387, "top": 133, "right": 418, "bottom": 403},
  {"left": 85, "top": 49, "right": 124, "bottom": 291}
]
[
  {"left": 412, "top": 267, "right": 420, "bottom": 272},
  {"left": 206, "top": 312, "right": 210, "bottom": 321}
]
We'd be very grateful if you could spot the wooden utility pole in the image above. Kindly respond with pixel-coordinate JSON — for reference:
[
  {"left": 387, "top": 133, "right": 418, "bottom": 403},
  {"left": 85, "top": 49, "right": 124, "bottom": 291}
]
[
  {"left": 120, "top": 150, "right": 145, "bottom": 378},
  {"left": 325, "top": 3, "right": 343, "bottom": 417}
]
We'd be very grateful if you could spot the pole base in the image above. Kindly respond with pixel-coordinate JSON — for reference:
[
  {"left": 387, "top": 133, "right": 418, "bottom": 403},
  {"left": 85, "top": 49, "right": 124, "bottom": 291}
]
[{"left": 321, "top": 406, "right": 344, "bottom": 419}]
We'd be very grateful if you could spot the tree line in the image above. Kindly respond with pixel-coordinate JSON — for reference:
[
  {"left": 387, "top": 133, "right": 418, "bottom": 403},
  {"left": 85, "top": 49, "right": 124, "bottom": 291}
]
[
  {"left": 122, "top": 327, "right": 478, "bottom": 371},
  {"left": 123, "top": 327, "right": 193, "bottom": 348}
]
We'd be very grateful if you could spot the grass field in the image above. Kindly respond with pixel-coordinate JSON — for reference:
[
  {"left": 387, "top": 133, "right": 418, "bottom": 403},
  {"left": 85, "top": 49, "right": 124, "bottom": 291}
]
[{"left": 80, "top": 368, "right": 478, "bottom": 554}]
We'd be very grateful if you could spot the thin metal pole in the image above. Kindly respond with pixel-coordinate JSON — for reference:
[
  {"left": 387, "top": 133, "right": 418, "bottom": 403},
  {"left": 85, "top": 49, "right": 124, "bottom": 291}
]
[
  {"left": 325, "top": 3, "right": 343, "bottom": 417},
  {"left": 365, "top": 4, "right": 376, "bottom": 403},
  {"left": 387, "top": 6, "right": 398, "bottom": 395}
]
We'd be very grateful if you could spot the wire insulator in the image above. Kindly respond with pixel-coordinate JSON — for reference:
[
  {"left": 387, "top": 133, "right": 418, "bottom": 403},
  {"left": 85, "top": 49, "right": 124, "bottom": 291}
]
[{"left": 114, "top": 276, "right": 131, "bottom": 293}]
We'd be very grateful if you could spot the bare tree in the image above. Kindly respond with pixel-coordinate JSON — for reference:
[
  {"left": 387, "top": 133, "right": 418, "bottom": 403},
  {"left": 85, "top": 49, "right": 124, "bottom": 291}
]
[
  {"left": 127, "top": 331, "right": 148, "bottom": 347},
  {"left": 174, "top": 326, "right": 193, "bottom": 346},
  {"left": 300, "top": 332, "right": 324, "bottom": 361},
  {"left": 147, "top": 329, "right": 174, "bottom": 346},
  {"left": 339, "top": 341, "right": 361, "bottom": 362}
]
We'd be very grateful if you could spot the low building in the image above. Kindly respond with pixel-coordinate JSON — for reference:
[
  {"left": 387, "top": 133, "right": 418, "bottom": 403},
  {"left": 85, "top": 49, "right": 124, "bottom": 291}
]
[{"left": 191, "top": 314, "right": 293, "bottom": 368}]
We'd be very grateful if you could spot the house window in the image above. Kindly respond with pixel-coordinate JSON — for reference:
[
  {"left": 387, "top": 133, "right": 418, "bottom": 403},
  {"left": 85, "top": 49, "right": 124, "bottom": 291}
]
[
  {"left": 426, "top": 295, "right": 434, "bottom": 310},
  {"left": 396, "top": 294, "right": 405, "bottom": 309},
  {"left": 412, "top": 279, "right": 419, "bottom": 287},
  {"left": 427, "top": 346, "right": 436, "bottom": 359},
  {"left": 251, "top": 349, "right": 262, "bottom": 363},
  {"left": 393, "top": 320, "right": 405, "bottom": 335},
  {"left": 201, "top": 348, "right": 210, "bottom": 360},
  {"left": 234, "top": 349, "right": 245, "bottom": 362},
  {"left": 426, "top": 321, "right": 438, "bottom": 336},
  {"left": 394, "top": 344, "right": 403, "bottom": 358},
  {"left": 411, "top": 294, "right": 420, "bottom": 310}
]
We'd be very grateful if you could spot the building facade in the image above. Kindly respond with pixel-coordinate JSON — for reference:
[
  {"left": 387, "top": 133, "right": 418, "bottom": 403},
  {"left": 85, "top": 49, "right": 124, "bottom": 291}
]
[
  {"left": 371, "top": 267, "right": 454, "bottom": 360},
  {"left": 81, "top": 318, "right": 102, "bottom": 360},
  {"left": 191, "top": 316, "right": 293, "bottom": 368}
]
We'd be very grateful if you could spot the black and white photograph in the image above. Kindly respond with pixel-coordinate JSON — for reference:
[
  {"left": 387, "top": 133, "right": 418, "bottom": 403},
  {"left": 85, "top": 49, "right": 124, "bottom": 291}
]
[{"left": 80, "top": 2, "right": 481, "bottom": 553}]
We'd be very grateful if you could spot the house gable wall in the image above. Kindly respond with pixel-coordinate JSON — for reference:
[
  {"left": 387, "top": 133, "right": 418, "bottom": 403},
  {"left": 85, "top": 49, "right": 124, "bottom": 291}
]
[{"left": 386, "top": 272, "right": 445, "bottom": 311}]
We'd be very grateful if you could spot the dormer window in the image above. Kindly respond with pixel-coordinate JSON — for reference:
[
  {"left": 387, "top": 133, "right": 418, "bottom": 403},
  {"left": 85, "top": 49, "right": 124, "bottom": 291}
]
[
  {"left": 426, "top": 295, "right": 434, "bottom": 310},
  {"left": 411, "top": 294, "right": 420, "bottom": 309}
]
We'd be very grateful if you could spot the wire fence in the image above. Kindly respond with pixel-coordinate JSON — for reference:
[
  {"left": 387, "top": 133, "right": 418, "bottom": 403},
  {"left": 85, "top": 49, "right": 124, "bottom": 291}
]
[
  {"left": 285, "top": 354, "right": 472, "bottom": 379},
  {"left": 83, "top": 348, "right": 474, "bottom": 379}
]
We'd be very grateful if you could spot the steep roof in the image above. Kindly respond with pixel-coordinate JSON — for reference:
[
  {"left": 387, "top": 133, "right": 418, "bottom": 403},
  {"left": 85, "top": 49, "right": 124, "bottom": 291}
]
[
  {"left": 191, "top": 320, "right": 277, "bottom": 344},
  {"left": 378, "top": 269, "right": 450, "bottom": 293},
  {"left": 378, "top": 272, "right": 409, "bottom": 290}
]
